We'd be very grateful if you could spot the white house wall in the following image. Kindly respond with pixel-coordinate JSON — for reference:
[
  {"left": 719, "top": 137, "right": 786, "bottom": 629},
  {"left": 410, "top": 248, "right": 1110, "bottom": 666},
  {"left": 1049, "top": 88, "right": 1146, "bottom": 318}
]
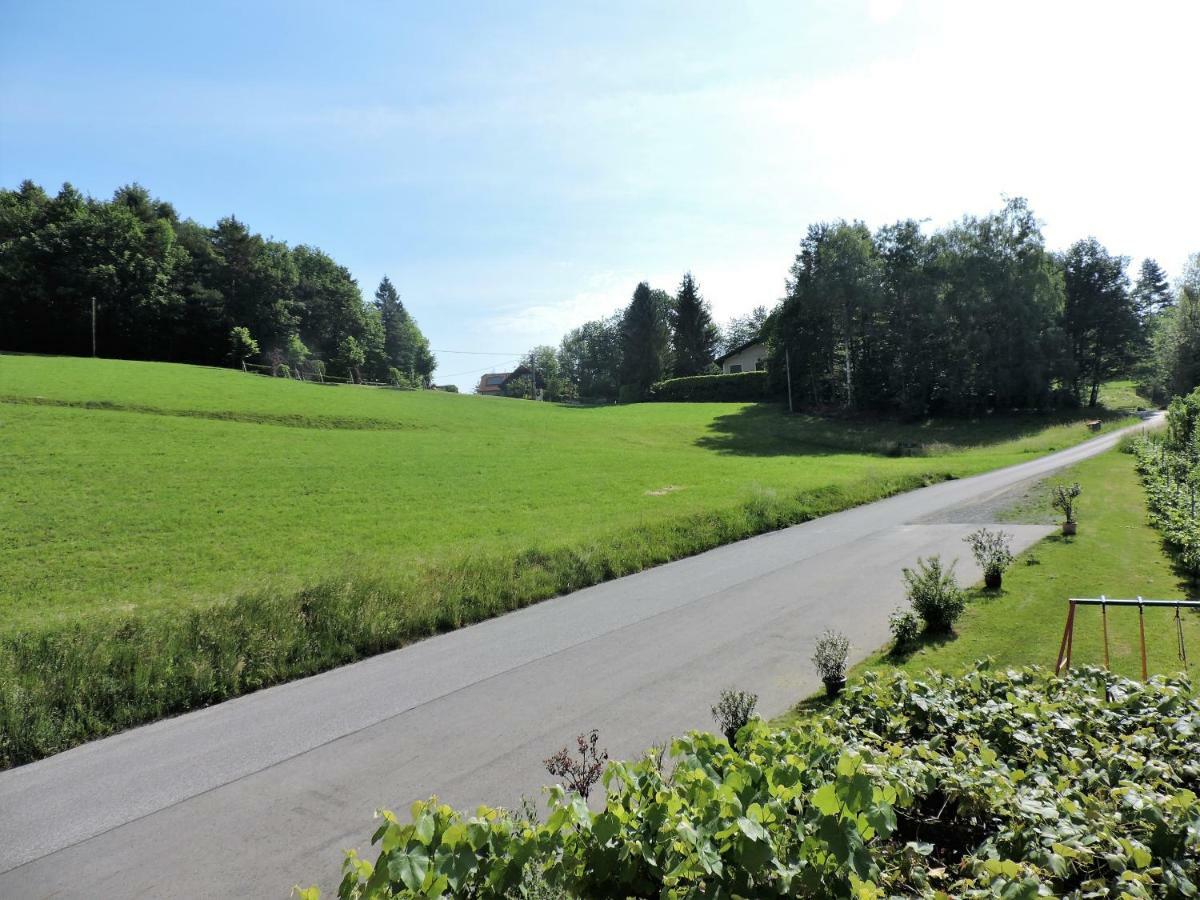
[{"left": 721, "top": 343, "right": 767, "bottom": 374}]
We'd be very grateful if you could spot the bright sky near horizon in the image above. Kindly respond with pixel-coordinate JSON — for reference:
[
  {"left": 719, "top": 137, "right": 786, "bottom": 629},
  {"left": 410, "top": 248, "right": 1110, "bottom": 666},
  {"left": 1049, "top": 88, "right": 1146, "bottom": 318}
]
[{"left": 2, "top": 1, "right": 1196, "bottom": 389}]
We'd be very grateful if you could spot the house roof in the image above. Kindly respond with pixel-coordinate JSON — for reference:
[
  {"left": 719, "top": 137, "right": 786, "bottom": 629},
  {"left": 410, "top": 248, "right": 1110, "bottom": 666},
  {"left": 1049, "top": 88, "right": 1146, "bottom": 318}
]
[
  {"left": 715, "top": 336, "right": 765, "bottom": 365},
  {"left": 476, "top": 372, "right": 512, "bottom": 392}
]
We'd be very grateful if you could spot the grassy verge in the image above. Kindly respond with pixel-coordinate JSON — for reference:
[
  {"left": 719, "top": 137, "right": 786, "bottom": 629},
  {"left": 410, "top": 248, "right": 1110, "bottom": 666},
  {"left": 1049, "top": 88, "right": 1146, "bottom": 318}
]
[
  {"left": 777, "top": 446, "right": 1199, "bottom": 725},
  {"left": 0, "top": 469, "right": 942, "bottom": 768}
]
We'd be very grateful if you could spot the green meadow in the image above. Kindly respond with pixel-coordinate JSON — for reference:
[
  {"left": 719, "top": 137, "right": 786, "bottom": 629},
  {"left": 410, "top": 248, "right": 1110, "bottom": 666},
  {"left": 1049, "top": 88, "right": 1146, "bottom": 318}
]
[
  {"left": 0, "top": 354, "right": 1138, "bottom": 764},
  {"left": 0, "top": 354, "right": 1135, "bottom": 630}
]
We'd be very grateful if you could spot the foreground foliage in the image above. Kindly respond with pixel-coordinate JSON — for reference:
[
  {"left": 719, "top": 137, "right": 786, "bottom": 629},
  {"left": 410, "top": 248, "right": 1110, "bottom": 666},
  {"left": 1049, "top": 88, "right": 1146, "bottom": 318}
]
[{"left": 327, "top": 665, "right": 1199, "bottom": 898}]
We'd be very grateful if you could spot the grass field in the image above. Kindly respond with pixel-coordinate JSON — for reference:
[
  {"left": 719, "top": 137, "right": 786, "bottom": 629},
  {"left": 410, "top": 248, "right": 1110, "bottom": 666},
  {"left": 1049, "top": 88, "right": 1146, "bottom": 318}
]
[
  {"left": 0, "top": 354, "right": 1134, "bottom": 631},
  {"left": 778, "top": 446, "right": 1199, "bottom": 725},
  {"left": 0, "top": 354, "right": 1139, "bottom": 765}
]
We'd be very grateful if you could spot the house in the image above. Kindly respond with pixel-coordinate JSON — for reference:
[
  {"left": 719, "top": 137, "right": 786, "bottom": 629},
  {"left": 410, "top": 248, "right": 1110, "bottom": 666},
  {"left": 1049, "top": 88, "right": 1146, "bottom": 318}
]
[
  {"left": 499, "top": 364, "right": 546, "bottom": 398},
  {"left": 715, "top": 338, "right": 767, "bottom": 374},
  {"left": 475, "top": 365, "right": 546, "bottom": 397},
  {"left": 476, "top": 372, "right": 511, "bottom": 395}
]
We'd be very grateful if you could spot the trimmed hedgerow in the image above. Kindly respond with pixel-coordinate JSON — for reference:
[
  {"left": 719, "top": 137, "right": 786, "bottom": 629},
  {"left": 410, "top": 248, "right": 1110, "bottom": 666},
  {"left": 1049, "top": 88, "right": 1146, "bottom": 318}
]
[
  {"left": 650, "top": 371, "right": 772, "bottom": 402},
  {"left": 317, "top": 664, "right": 1200, "bottom": 899}
]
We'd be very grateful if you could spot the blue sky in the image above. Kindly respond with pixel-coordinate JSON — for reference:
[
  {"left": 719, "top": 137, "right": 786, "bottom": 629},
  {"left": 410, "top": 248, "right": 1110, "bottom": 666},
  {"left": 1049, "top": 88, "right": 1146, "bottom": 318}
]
[{"left": 3, "top": 1, "right": 1196, "bottom": 388}]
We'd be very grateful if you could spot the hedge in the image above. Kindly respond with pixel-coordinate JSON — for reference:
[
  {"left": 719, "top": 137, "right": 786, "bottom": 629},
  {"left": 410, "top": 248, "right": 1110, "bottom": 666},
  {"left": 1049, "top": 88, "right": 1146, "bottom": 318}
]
[{"left": 650, "top": 371, "right": 771, "bottom": 402}]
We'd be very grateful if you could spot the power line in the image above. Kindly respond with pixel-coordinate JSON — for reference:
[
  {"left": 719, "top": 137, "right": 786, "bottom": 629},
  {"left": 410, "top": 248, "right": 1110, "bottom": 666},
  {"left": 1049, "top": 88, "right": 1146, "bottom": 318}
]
[
  {"left": 431, "top": 348, "right": 526, "bottom": 356},
  {"left": 437, "top": 358, "right": 523, "bottom": 379}
]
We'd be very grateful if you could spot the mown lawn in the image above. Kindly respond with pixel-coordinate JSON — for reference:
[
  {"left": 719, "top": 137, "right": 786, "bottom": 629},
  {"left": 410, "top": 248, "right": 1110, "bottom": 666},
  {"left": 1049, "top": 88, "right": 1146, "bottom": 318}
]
[
  {"left": 779, "top": 446, "right": 1200, "bottom": 725},
  {"left": 0, "top": 354, "right": 1134, "bottom": 632}
]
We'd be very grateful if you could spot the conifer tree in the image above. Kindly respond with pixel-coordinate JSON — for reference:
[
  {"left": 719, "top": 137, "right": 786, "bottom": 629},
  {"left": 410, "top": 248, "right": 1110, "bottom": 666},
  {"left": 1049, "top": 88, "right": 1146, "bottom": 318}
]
[
  {"left": 1132, "top": 257, "right": 1173, "bottom": 321},
  {"left": 670, "top": 272, "right": 718, "bottom": 376},
  {"left": 619, "top": 281, "right": 669, "bottom": 399}
]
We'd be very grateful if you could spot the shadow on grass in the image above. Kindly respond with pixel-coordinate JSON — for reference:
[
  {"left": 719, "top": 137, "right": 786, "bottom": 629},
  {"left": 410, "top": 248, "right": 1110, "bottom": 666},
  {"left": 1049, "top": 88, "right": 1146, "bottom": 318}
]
[
  {"left": 693, "top": 404, "right": 1130, "bottom": 459},
  {"left": 885, "top": 627, "right": 961, "bottom": 665}
]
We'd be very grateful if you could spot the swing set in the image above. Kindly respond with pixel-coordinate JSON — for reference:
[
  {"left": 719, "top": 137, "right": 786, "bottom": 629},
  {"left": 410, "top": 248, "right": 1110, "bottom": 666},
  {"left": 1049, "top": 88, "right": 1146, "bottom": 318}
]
[{"left": 1054, "top": 596, "right": 1200, "bottom": 679}]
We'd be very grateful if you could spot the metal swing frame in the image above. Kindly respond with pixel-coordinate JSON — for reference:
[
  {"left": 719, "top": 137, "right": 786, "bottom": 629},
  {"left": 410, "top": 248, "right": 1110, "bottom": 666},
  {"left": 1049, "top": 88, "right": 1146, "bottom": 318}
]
[{"left": 1054, "top": 596, "right": 1200, "bottom": 679}]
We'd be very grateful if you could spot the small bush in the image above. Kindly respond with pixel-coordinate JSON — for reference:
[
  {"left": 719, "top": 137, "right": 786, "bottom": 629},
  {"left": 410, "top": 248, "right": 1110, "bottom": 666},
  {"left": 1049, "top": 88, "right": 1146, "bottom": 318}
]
[
  {"left": 888, "top": 608, "right": 920, "bottom": 652},
  {"left": 388, "top": 367, "right": 421, "bottom": 389},
  {"left": 1050, "top": 481, "right": 1082, "bottom": 522},
  {"left": 649, "top": 371, "right": 770, "bottom": 402},
  {"left": 964, "top": 528, "right": 1013, "bottom": 579},
  {"left": 543, "top": 729, "right": 607, "bottom": 800},
  {"left": 811, "top": 629, "right": 849, "bottom": 682},
  {"left": 710, "top": 688, "right": 757, "bottom": 746},
  {"left": 902, "top": 555, "right": 965, "bottom": 632}
]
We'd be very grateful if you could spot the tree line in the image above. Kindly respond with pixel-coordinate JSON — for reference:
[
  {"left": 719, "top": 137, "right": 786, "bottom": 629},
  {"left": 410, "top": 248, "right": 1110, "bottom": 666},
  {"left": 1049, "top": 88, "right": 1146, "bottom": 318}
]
[
  {"left": 514, "top": 277, "right": 766, "bottom": 402},
  {"left": 525, "top": 198, "right": 1197, "bottom": 411},
  {"left": 764, "top": 197, "right": 1193, "bottom": 414},
  {"left": 0, "top": 181, "right": 435, "bottom": 384}
]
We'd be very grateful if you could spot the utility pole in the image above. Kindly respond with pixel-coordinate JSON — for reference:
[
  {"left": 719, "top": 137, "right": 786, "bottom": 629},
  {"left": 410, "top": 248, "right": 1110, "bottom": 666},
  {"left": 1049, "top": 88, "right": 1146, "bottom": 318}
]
[
  {"left": 784, "top": 345, "right": 794, "bottom": 414},
  {"left": 91, "top": 297, "right": 97, "bottom": 357}
]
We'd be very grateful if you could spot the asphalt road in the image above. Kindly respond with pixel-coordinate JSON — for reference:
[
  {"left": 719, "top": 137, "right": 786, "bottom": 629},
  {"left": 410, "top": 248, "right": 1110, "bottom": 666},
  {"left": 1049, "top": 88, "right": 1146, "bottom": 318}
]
[{"left": 0, "top": 415, "right": 1161, "bottom": 898}]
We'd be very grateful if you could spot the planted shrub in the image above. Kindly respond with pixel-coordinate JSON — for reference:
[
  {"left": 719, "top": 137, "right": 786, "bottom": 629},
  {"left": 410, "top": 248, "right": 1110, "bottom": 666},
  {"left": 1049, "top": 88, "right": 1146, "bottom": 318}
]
[
  {"left": 543, "top": 730, "right": 607, "bottom": 800},
  {"left": 710, "top": 688, "right": 758, "bottom": 746},
  {"left": 325, "top": 665, "right": 1200, "bottom": 899},
  {"left": 811, "top": 629, "right": 850, "bottom": 695},
  {"left": 888, "top": 608, "right": 920, "bottom": 653},
  {"left": 964, "top": 528, "right": 1014, "bottom": 588},
  {"left": 1051, "top": 481, "right": 1082, "bottom": 532},
  {"left": 903, "top": 555, "right": 965, "bottom": 632}
]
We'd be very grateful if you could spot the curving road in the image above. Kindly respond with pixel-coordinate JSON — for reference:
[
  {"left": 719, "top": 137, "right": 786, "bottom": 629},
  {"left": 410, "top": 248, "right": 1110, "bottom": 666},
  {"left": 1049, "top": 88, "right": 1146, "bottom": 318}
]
[{"left": 0, "top": 415, "right": 1161, "bottom": 898}]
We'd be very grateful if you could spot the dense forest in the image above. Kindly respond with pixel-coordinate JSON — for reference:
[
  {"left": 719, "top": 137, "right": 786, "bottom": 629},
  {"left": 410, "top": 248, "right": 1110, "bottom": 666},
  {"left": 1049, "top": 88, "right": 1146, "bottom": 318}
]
[
  {"left": 0, "top": 181, "right": 434, "bottom": 384},
  {"left": 527, "top": 198, "right": 1198, "bottom": 411}
]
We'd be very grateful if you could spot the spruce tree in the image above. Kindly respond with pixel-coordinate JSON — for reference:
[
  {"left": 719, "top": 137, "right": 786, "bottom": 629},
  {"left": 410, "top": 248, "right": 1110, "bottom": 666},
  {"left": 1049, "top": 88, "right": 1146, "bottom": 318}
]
[
  {"left": 670, "top": 272, "right": 718, "bottom": 376},
  {"left": 619, "top": 281, "right": 669, "bottom": 399},
  {"left": 374, "top": 275, "right": 409, "bottom": 368},
  {"left": 1132, "top": 257, "right": 1173, "bottom": 321}
]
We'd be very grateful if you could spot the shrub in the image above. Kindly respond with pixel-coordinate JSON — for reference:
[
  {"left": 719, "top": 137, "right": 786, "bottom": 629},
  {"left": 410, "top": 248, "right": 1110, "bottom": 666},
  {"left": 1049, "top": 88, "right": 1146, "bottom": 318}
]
[
  {"left": 811, "top": 629, "right": 849, "bottom": 683},
  {"left": 964, "top": 528, "right": 1014, "bottom": 580},
  {"left": 1050, "top": 481, "right": 1082, "bottom": 522},
  {"left": 324, "top": 666, "right": 1200, "bottom": 899},
  {"left": 888, "top": 608, "right": 920, "bottom": 652},
  {"left": 902, "top": 555, "right": 965, "bottom": 632},
  {"left": 710, "top": 688, "right": 758, "bottom": 746},
  {"left": 387, "top": 367, "right": 419, "bottom": 389},
  {"left": 649, "top": 371, "right": 770, "bottom": 402},
  {"left": 616, "top": 383, "right": 643, "bottom": 404},
  {"left": 543, "top": 730, "right": 607, "bottom": 800},
  {"left": 228, "top": 325, "right": 259, "bottom": 364},
  {"left": 1132, "top": 432, "right": 1200, "bottom": 578}
]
